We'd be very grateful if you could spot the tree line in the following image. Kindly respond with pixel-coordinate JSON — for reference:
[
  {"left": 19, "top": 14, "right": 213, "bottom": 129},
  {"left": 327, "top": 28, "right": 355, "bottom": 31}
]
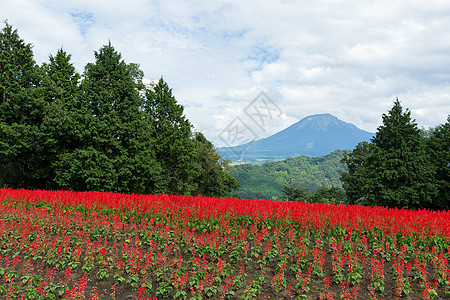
[
  {"left": 340, "top": 100, "right": 449, "bottom": 210},
  {"left": 0, "top": 21, "right": 239, "bottom": 197}
]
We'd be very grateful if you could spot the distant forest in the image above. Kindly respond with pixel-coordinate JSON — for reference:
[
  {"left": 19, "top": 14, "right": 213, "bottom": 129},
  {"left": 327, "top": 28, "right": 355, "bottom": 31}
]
[{"left": 230, "top": 150, "right": 345, "bottom": 200}]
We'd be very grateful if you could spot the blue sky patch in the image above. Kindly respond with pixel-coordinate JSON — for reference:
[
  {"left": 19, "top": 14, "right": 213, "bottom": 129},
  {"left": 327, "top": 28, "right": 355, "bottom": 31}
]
[
  {"left": 244, "top": 44, "right": 280, "bottom": 72},
  {"left": 70, "top": 10, "right": 95, "bottom": 36}
]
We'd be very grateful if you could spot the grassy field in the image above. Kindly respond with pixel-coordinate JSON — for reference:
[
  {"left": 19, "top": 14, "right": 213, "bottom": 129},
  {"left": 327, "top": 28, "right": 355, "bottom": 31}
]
[{"left": 0, "top": 188, "right": 449, "bottom": 299}]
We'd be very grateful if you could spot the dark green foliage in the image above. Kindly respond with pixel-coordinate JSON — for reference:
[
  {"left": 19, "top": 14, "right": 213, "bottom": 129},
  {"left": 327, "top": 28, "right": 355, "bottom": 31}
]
[
  {"left": 425, "top": 116, "right": 450, "bottom": 210},
  {"left": 54, "top": 43, "right": 161, "bottom": 194},
  {"left": 369, "top": 100, "right": 437, "bottom": 208},
  {"left": 39, "top": 48, "right": 81, "bottom": 189},
  {"left": 311, "top": 186, "right": 346, "bottom": 204},
  {"left": 0, "top": 21, "right": 45, "bottom": 188},
  {"left": 230, "top": 151, "right": 346, "bottom": 200},
  {"left": 340, "top": 142, "right": 374, "bottom": 205},
  {"left": 41, "top": 48, "right": 81, "bottom": 102},
  {"left": 281, "top": 184, "right": 310, "bottom": 201},
  {"left": 192, "top": 132, "right": 240, "bottom": 197},
  {"left": 0, "top": 21, "right": 42, "bottom": 124},
  {"left": 142, "top": 78, "right": 197, "bottom": 194},
  {"left": 341, "top": 100, "right": 446, "bottom": 210}
]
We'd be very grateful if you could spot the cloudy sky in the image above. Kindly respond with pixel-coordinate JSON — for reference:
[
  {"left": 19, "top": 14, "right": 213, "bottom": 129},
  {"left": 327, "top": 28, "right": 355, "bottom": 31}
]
[{"left": 2, "top": 0, "right": 450, "bottom": 146}]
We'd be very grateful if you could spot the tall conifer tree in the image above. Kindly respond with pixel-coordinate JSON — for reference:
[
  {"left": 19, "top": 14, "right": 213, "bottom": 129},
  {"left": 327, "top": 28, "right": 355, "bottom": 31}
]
[
  {"left": 0, "top": 21, "right": 44, "bottom": 188},
  {"left": 426, "top": 116, "right": 450, "bottom": 210},
  {"left": 38, "top": 49, "right": 81, "bottom": 189},
  {"left": 340, "top": 141, "right": 374, "bottom": 204},
  {"left": 368, "top": 100, "right": 437, "bottom": 208},
  {"left": 54, "top": 43, "right": 161, "bottom": 193},
  {"left": 342, "top": 100, "right": 438, "bottom": 209},
  {"left": 192, "top": 132, "right": 240, "bottom": 197},
  {"left": 142, "top": 78, "right": 198, "bottom": 194}
]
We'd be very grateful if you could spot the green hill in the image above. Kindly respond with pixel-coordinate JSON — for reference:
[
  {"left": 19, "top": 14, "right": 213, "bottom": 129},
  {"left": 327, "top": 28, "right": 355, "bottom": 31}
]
[{"left": 229, "top": 150, "right": 346, "bottom": 200}]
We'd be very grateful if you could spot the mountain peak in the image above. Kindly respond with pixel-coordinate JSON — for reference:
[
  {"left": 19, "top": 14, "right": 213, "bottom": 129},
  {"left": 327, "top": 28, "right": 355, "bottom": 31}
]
[
  {"left": 218, "top": 113, "right": 373, "bottom": 163},
  {"left": 293, "top": 113, "right": 355, "bottom": 132},
  {"left": 305, "top": 113, "right": 335, "bottom": 119},
  {"left": 294, "top": 113, "right": 342, "bottom": 131}
]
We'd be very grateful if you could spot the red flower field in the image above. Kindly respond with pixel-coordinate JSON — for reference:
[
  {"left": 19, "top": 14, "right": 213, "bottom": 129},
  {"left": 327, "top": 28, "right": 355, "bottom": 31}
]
[{"left": 0, "top": 188, "right": 449, "bottom": 299}]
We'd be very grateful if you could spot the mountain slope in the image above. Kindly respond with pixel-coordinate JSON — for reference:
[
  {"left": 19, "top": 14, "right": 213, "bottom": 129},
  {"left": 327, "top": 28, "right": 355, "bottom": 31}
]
[
  {"left": 219, "top": 113, "right": 373, "bottom": 163},
  {"left": 229, "top": 150, "right": 346, "bottom": 200}
]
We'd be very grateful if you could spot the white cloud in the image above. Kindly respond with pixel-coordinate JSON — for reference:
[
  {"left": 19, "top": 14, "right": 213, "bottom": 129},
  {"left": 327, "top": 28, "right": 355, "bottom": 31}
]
[{"left": 1, "top": 0, "right": 449, "bottom": 146}]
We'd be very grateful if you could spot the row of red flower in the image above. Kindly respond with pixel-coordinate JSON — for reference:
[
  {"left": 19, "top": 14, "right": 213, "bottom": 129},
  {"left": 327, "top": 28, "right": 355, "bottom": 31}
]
[{"left": 1, "top": 188, "right": 449, "bottom": 238}]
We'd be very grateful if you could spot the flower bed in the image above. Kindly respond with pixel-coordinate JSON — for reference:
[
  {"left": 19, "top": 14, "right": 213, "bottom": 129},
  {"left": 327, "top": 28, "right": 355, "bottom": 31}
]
[{"left": 0, "top": 188, "right": 449, "bottom": 299}]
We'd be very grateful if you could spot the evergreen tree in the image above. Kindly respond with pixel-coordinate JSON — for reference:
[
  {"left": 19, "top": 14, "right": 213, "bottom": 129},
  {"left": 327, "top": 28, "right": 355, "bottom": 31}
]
[
  {"left": 41, "top": 48, "right": 80, "bottom": 102},
  {"left": 39, "top": 48, "right": 81, "bottom": 189},
  {"left": 0, "top": 21, "right": 44, "bottom": 188},
  {"left": 426, "top": 116, "right": 450, "bottom": 210},
  {"left": 341, "top": 141, "right": 374, "bottom": 205},
  {"left": 341, "top": 100, "right": 438, "bottom": 209},
  {"left": 142, "top": 78, "right": 198, "bottom": 194},
  {"left": 41, "top": 48, "right": 81, "bottom": 148},
  {"left": 193, "top": 132, "right": 240, "bottom": 197},
  {"left": 54, "top": 43, "right": 161, "bottom": 193},
  {"left": 369, "top": 100, "right": 437, "bottom": 208}
]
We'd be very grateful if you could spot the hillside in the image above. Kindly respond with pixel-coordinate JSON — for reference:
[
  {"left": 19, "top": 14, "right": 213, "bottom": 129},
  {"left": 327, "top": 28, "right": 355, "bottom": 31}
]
[
  {"left": 219, "top": 113, "right": 373, "bottom": 164},
  {"left": 229, "top": 150, "right": 346, "bottom": 200}
]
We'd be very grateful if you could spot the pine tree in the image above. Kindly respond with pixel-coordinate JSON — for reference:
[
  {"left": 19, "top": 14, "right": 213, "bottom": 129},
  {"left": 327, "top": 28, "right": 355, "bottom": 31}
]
[
  {"left": 37, "top": 48, "right": 82, "bottom": 189},
  {"left": 193, "top": 132, "right": 240, "bottom": 197},
  {"left": 142, "top": 78, "right": 198, "bottom": 194},
  {"left": 341, "top": 100, "right": 438, "bottom": 209},
  {"left": 369, "top": 100, "right": 437, "bottom": 208},
  {"left": 41, "top": 48, "right": 80, "bottom": 102},
  {"left": 0, "top": 21, "right": 44, "bottom": 188},
  {"left": 54, "top": 43, "right": 161, "bottom": 193},
  {"left": 426, "top": 116, "right": 449, "bottom": 210},
  {"left": 341, "top": 141, "right": 374, "bottom": 205}
]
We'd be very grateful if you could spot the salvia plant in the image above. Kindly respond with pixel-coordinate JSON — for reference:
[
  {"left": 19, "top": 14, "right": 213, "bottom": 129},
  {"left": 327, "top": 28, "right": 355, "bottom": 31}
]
[{"left": 0, "top": 188, "right": 448, "bottom": 299}]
